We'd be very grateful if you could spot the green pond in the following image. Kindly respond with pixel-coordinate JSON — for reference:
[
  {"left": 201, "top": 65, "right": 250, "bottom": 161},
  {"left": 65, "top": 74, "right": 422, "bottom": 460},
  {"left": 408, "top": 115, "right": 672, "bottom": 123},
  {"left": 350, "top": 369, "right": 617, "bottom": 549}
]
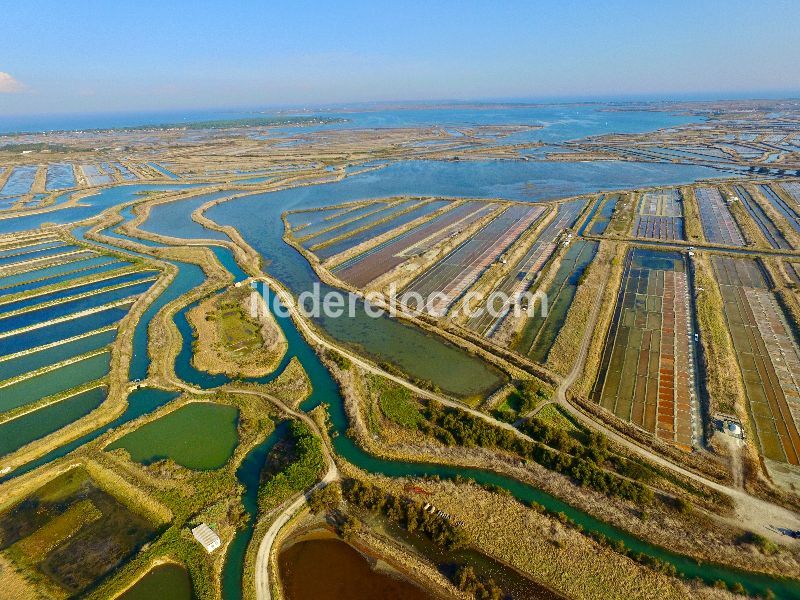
[
  {"left": 117, "top": 563, "right": 193, "bottom": 600},
  {"left": 514, "top": 239, "right": 598, "bottom": 362},
  {"left": 0, "top": 386, "right": 106, "bottom": 458},
  {"left": 106, "top": 402, "right": 239, "bottom": 470},
  {"left": 0, "top": 351, "right": 110, "bottom": 414}
]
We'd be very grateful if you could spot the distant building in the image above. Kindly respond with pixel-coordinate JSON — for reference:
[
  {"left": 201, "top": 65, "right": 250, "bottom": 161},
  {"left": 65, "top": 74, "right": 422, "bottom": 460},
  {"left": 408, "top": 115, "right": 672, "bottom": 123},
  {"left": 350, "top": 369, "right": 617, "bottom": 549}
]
[{"left": 191, "top": 523, "right": 221, "bottom": 553}]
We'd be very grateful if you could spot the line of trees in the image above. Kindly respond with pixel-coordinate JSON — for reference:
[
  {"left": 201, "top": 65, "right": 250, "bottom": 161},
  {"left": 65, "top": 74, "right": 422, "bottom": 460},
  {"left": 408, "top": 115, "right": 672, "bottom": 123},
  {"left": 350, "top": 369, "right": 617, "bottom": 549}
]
[{"left": 419, "top": 403, "right": 653, "bottom": 506}]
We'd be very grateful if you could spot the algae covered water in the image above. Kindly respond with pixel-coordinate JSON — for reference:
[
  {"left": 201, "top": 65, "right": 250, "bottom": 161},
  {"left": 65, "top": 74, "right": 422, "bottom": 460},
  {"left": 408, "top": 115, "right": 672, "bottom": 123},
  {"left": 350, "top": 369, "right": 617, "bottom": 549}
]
[
  {"left": 117, "top": 563, "right": 193, "bottom": 600},
  {"left": 106, "top": 402, "right": 239, "bottom": 470}
]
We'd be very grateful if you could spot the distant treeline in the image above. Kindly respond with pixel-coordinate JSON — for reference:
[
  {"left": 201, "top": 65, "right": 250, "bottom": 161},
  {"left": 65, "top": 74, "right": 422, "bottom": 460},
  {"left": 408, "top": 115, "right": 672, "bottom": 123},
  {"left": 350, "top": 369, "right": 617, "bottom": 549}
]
[
  {"left": 0, "top": 115, "right": 347, "bottom": 137},
  {"left": 0, "top": 142, "right": 84, "bottom": 152}
]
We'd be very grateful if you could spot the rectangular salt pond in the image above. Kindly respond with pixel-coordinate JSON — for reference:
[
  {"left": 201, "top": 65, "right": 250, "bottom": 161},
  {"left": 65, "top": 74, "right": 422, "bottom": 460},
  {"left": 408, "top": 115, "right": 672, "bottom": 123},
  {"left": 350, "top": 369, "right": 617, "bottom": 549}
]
[
  {"left": 0, "top": 256, "right": 120, "bottom": 292},
  {"left": 0, "top": 305, "right": 129, "bottom": 356},
  {"left": 0, "top": 328, "right": 116, "bottom": 381},
  {"left": 712, "top": 256, "right": 800, "bottom": 464},
  {"left": 315, "top": 201, "right": 449, "bottom": 260},
  {"left": 113, "top": 163, "right": 137, "bottom": 181},
  {"left": 514, "top": 240, "right": 598, "bottom": 362},
  {"left": 0, "top": 351, "right": 110, "bottom": 414},
  {"left": 147, "top": 162, "right": 179, "bottom": 179},
  {"left": 286, "top": 206, "right": 350, "bottom": 231},
  {"left": 1, "top": 165, "right": 38, "bottom": 196},
  {"left": 0, "top": 466, "right": 156, "bottom": 595},
  {"left": 0, "top": 249, "right": 96, "bottom": 278},
  {"left": 80, "top": 164, "right": 112, "bottom": 186},
  {"left": 759, "top": 184, "right": 800, "bottom": 236},
  {"left": 589, "top": 194, "right": 618, "bottom": 235},
  {"left": 695, "top": 187, "right": 745, "bottom": 246},
  {"left": 0, "top": 270, "right": 156, "bottom": 315},
  {"left": 304, "top": 200, "right": 419, "bottom": 247},
  {"left": 0, "top": 240, "right": 65, "bottom": 260},
  {"left": 106, "top": 402, "right": 239, "bottom": 470},
  {"left": 45, "top": 163, "right": 77, "bottom": 191},
  {"left": 293, "top": 202, "right": 390, "bottom": 238},
  {"left": 0, "top": 244, "right": 81, "bottom": 268},
  {"left": 591, "top": 249, "right": 696, "bottom": 448},
  {"left": 0, "top": 386, "right": 106, "bottom": 457},
  {"left": 0, "top": 280, "right": 152, "bottom": 334}
]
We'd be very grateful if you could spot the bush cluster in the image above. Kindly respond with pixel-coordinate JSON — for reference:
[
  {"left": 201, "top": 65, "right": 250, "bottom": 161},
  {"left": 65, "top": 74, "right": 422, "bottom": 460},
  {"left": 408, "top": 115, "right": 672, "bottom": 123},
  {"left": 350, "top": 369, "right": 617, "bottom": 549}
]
[
  {"left": 257, "top": 422, "right": 324, "bottom": 512},
  {"left": 453, "top": 565, "right": 504, "bottom": 600},
  {"left": 342, "top": 478, "right": 468, "bottom": 550}
]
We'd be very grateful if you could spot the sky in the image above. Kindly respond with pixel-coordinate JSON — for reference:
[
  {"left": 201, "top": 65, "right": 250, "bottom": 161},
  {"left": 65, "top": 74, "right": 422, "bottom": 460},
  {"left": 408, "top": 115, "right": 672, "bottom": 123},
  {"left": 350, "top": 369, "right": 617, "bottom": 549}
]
[{"left": 1, "top": 0, "right": 799, "bottom": 116}]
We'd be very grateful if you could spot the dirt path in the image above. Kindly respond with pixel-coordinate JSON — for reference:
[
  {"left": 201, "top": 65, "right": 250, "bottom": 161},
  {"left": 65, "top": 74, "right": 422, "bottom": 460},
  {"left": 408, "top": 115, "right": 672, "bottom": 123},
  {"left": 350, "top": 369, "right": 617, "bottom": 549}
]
[
  {"left": 221, "top": 387, "right": 339, "bottom": 600},
  {"left": 717, "top": 434, "right": 746, "bottom": 490},
  {"left": 253, "top": 457, "right": 337, "bottom": 600},
  {"left": 165, "top": 376, "right": 340, "bottom": 600}
]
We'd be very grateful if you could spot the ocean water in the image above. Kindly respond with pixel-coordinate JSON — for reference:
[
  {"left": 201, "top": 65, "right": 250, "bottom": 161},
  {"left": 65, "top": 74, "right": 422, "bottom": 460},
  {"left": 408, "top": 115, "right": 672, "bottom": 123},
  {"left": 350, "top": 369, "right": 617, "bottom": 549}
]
[{"left": 0, "top": 103, "right": 695, "bottom": 141}]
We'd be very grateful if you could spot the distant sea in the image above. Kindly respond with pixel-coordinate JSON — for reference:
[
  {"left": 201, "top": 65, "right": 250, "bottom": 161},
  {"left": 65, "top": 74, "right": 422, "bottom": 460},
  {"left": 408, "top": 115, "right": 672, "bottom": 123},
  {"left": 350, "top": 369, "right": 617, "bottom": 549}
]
[{"left": 0, "top": 103, "right": 698, "bottom": 143}]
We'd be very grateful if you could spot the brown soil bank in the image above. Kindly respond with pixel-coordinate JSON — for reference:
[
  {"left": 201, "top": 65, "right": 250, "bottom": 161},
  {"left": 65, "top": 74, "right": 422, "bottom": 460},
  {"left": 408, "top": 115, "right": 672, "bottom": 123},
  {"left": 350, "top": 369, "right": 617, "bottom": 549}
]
[
  {"left": 279, "top": 535, "right": 434, "bottom": 600},
  {"left": 188, "top": 285, "right": 287, "bottom": 378}
]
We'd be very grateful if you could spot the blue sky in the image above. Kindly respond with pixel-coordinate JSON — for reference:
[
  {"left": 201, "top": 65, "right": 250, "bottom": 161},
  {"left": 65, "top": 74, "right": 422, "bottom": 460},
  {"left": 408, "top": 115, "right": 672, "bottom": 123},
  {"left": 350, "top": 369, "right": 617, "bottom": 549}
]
[{"left": 1, "top": 0, "right": 798, "bottom": 115}]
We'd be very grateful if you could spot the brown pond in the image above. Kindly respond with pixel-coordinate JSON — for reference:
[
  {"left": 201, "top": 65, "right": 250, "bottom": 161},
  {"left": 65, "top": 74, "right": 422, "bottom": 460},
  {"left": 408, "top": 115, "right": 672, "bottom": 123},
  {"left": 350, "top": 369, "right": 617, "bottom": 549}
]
[{"left": 278, "top": 536, "right": 435, "bottom": 600}]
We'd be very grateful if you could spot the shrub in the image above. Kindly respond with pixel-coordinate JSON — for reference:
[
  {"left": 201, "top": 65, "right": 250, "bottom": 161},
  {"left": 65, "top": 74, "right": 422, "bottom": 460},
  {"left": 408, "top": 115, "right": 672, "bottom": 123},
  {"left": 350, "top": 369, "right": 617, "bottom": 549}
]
[
  {"left": 378, "top": 385, "right": 422, "bottom": 428},
  {"left": 258, "top": 422, "right": 325, "bottom": 512},
  {"left": 308, "top": 484, "right": 341, "bottom": 514},
  {"left": 454, "top": 565, "right": 504, "bottom": 600},
  {"left": 419, "top": 404, "right": 653, "bottom": 506},
  {"left": 342, "top": 478, "right": 469, "bottom": 550},
  {"left": 744, "top": 532, "right": 778, "bottom": 556}
]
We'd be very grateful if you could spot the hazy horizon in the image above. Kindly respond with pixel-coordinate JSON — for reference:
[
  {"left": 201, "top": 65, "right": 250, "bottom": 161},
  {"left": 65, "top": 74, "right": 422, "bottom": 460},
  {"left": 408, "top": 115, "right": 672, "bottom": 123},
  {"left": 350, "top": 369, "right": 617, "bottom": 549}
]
[{"left": 2, "top": 0, "right": 799, "bottom": 117}]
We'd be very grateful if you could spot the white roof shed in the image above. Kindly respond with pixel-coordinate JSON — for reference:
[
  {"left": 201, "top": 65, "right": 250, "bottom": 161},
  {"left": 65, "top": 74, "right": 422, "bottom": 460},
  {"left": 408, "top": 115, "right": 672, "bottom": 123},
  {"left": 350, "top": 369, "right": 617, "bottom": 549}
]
[{"left": 191, "top": 523, "right": 221, "bottom": 553}]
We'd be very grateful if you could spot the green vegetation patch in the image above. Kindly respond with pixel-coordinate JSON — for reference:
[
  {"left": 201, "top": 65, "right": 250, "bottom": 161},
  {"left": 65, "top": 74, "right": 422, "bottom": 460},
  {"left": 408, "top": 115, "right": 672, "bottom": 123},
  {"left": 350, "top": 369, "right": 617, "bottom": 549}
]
[
  {"left": 117, "top": 563, "right": 193, "bottom": 600},
  {"left": 343, "top": 478, "right": 469, "bottom": 550},
  {"left": 106, "top": 402, "right": 239, "bottom": 470},
  {"left": 258, "top": 421, "right": 324, "bottom": 513},
  {"left": 377, "top": 383, "right": 423, "bottom": 428},
  {"left": 0, "top": 467, "right": 157, "bottom": 596},
  {"left": 419, "top": 402, "right": 654, "bottom": 506},
  {"left": 535, "top": 404, "right": 578, "bottom": 432},
  {"left": 491, "top": 380, "right": 550, "bottom": 423},
  {"left": 10, "top": 499, "right": 101, "bottom": 558},
  {"left": 217, "top": 298, "right": 262, "bottom": 355}
]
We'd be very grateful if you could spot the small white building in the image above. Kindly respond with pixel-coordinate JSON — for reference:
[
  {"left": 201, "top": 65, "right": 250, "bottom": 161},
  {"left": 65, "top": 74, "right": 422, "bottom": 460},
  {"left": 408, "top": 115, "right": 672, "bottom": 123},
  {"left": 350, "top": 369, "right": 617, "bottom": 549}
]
[{"left": 191, "top": 523, "right": 221, "bottom": 553}]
